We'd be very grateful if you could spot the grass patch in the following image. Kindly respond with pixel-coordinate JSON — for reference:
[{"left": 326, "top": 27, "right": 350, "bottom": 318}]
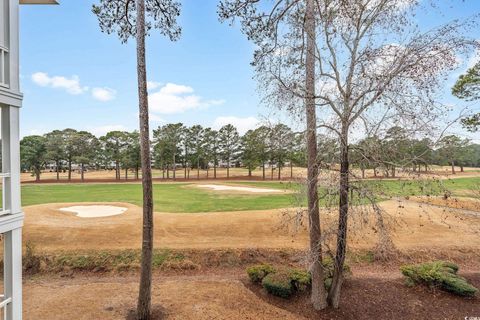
[
  {"left": 21, "top": 183, "right": 294, "bottom": 213},
  {"left": 20, "top": 177, "right": 480, "bottom": 213}
]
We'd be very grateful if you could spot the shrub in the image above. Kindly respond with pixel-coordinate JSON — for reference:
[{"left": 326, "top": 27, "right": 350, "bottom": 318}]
[
  {"left": 288, "top": 268, "right": 311, "bottom": 291},
  {"left": 322, "top": 257, "right": 350, "bottom": 279},
  {"left": 247, "top": 260, "right": 351, "bottom": 298},
  {"left": 247, "top": 264, "right": 275, "bottom": 283},
  {"left": 400, "top": 261, "right": 477, "bottom": 297},
  {"left": 23, "top": 241, "right": 41, "bottom": 274},
  {"left": 262, "top": 271, "right": 294, "bottom": 298}
]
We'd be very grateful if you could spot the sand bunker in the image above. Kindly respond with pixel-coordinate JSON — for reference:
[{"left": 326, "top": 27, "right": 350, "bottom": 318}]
[
  {"left": 59, "top": 205, "right": 127, "bottom": 218},
  {"left": 196, "top": 184, "right": 282, "bottom": 193}
]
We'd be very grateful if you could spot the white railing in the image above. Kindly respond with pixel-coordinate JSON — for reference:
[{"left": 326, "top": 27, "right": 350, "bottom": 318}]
[
  {"left": 0, "top": 295, "right": 11, "bottom": 320},
  {"left": 0, "top": 173, "right": 10, "bottom": 216},
  {"left": 0, "top": 46, "right": 8, "bottom": 88}
]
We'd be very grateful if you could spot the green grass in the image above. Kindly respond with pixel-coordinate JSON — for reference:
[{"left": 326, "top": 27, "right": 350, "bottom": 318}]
[
  {"left": 232, "top": 177, "right": 480, "bottom": 199},
  {"left": 20, "top": 177, "right": 480, "bottom": 213},
  {"left": 21, "top": 183, "right": 294, "bottom": 213}
]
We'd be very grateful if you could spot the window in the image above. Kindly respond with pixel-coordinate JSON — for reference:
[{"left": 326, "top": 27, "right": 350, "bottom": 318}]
[{"left": 0, "top": 0, "right": 9, "bottom": 87}]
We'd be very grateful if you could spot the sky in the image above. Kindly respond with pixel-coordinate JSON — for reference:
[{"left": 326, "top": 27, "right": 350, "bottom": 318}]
[{"left": 18, "top": 0, "right": 480, "bottom": 141}]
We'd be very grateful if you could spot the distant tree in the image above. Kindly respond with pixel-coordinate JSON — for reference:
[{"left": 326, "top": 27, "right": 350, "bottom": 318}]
[
  {"left": 438, "top": 135, "right": 466, "bottom": 174},
  {"left": 73, "top": 131, "right": 99, "bottom": 181},
  {"left": 209, "top": 129, "right": 221, "bottom": 178},
  {"left": 218, "top": 124, "right": 240, "bottom": 178},
  {"left": 45, "top": 130, "right": 65, "bottom": 180},
  {"left": 410, "top": 138, "right": 433, "bottom": 172},
  {"left": 383, "top": 126, "right": 410, "bottom": 177},
  {"left": 241, "top": 129, "right": 262, "bottom": 177},
  {"left": 188, "top": 125, "right": 205, "bottom": 179},
  {"left": 452, "top": 62, "right": 480, "bottom": 132},
  {"left": 101, "top": 131, "right": 129, "bottom": 180},
  {"left": 287, "top": 132, "right": 306, "bottom": 178},
  {"left": 153, "top": 131, "right": 172, "bottom": 179},
  {"left": 154, "top": 123, "right": 184, "bottom": 180},
  {"left": 202, "top": 128, "right": 218, "bottom": 178},
  {"left": 123, "top": 131, "right": 142, "bottom": 179},
  {"left": 20, "top": 136, "right": 47, "bottom": 182},
  {"left": 62, "top": 128, "right": 80, "bottom": 181},
  {"left": 269, "top": 124, "right": 294, "bottom": 180}
]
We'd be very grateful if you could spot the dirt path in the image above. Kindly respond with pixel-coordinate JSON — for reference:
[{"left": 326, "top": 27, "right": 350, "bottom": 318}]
[
  {"left": 23, "top": 267, "right": 480, "bottom": 320},
  {"left": 23, "top": 199, "right": 480, "bottom": 253},
  {"left": 24, "top": 274, "right": 304, "bottom": 320}
]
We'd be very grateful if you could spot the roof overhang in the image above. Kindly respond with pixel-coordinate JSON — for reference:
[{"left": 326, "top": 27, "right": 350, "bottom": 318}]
[{"left": 20, "top": 0, "right": 58, "bottom": 4}]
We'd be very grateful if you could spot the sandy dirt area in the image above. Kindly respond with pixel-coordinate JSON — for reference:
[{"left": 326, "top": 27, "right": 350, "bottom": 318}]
[
  {"left": 410, "top": 196, "right": 480, "bottom": 212},
  {"left": 23, "top": 275, "right": 304, "bottom": 320},
  {"left": 22, "top": 269, "right": 480, "bottom": 320},
  {"left": 23, "top": 199, "right": 480, "bottom": 253},
  {"left": 22, "top": 166, "right": 480, "bottom": 183},
  {"left": 59, "top": 205, "right": 127, "bottom": 218},
  {"left": 23, "top": 277, "right": 304, "bottom": 320}
]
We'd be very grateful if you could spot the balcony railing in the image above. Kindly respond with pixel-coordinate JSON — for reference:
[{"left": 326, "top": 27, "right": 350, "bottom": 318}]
[
  {"left": 0, "top": 46, "right": 8, "bottom": 88},
  {"left": 0, "top": 173, "right": 10, "bottom": 216},
  {"left": 0, "top": 295, "right": 11, "bottom": 320}
]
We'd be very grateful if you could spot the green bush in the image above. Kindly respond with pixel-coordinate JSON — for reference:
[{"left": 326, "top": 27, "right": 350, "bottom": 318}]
[
  {"left": 400, "top": 261, "right": 477, "bottom": 297},
  {"left": 247, "top": 264, "right": 275, "bottom": 283},
  {"left": 246, "top": 259, "right": 351, "bottom": 298},
  {"left": 262, "top": 272, "right": 294, "bottom": 298},
  {"left": 288, "top": 268, "right": 311, "bottom": 291},
  {"left": 322, "top": 257, "right": 350, "bottom": 279}
]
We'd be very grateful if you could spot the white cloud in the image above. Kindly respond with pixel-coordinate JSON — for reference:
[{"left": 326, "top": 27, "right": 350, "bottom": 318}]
[
  {"left": 92, "top": 87, "right": 117, "bottom": 102},
  {"left": 149, "top": 113, "right": 165, "bottom": 123},
  {"left": 148, "top": 82, "right": 225, "bottom": 114},
  {"left": 89, "top": 125, "right": 128, "bottom": 137},
  {"left": 134, "top": 112, "right": 165, "bottom": 123},
  {"left": 213, "top": 116, "right": 259, "bottom": 135},
  {"left": 147, "top": 81, "right": 163, "bottom": 90},
  {"left": 31, "top": 72, "right": 88, "bottom": 95}
]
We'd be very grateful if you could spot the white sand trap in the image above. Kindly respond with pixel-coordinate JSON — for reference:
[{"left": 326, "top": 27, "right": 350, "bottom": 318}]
[
  {"left": 197, "top": 184, "right": 282, "bottom": 193},
  {"left": 59, "top": 205, "right": 127, "bottom": 218}
]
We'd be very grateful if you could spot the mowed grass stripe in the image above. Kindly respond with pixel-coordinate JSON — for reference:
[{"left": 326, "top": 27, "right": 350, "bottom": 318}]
[
  {"left": 21, "top": 183, "right": 294, "bottom": 213},
  {"left": 20, "top": 177, "right": 480, "bottom": 213}
]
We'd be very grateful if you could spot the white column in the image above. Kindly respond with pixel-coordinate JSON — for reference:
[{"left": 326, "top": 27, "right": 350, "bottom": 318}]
[
  {"left": 3, "top": 227, "right": 22, "bottom": 320},
  {"left": 2, "top": 105, "right": 21, "bottom": 213}
]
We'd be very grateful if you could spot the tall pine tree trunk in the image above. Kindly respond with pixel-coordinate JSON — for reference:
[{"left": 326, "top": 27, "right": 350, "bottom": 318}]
[
  {"left": 173, "top": 153, "right": 176, "bottom": 180},
  {"left": 136, "top": 1, "right": 154, "bottom": 318},
  {"left": 305, "top": 0, "right": 327, "bottom": 310},
  {"left": 328, "top": 124, "right": 349, "bottom": 308},
  {"left": 56, "top": 160, "right": 60, "bottom": 181}
]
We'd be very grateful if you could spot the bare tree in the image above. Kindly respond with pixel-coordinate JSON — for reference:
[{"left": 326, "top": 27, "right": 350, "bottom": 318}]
[
  {"left": 92, "top": 1, "right": 181, "bottom": 319},
  {"left": 305, "top": 0, "right": 328, "bottom": 309},
  {"left": 219, "top": 0, "right": 328, "bottom": 309}
]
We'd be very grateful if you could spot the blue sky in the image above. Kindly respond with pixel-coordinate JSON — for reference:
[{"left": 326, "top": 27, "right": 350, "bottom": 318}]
[{"left": 19, "top": 0, "right": 480, "bottom": 141}]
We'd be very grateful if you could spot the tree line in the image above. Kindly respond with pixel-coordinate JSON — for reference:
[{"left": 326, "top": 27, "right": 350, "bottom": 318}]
[{"left": 20, "top": 124, "right": 479, "bottom": 182}]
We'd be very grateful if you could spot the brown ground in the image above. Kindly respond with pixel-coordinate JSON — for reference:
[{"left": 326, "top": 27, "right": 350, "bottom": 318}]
[
  {"left": 23, "top": 267, "right": 480, "bottom": 320},
  {"left": 411, "top": 196, "right": 480, "bottom": 212},
  {"left": 22, "top": 166, "right": 480, "bottom": 183},
  {"left": 21, "top": 197, "right": 480, "bottom": 319},
  {"left": 24, "top": 199, "right": 480, "bottom": 253}
]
